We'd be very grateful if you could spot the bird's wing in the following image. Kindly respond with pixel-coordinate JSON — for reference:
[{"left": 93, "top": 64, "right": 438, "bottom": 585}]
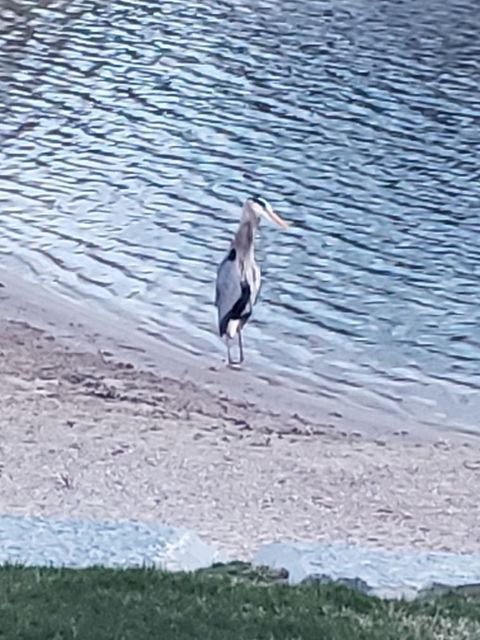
[{"left": 215, "top": 254, "right": 243, "bottom": 334}]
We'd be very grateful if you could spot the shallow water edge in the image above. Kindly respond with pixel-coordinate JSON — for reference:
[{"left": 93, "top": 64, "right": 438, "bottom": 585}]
[{"left": 0, "top": 265, "right": 475, "bottom": 444}]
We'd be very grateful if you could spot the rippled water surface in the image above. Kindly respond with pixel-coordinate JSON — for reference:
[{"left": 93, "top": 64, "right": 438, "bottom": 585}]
[{"left": 0, "top": 0, "right": 479, "bottom": 436}]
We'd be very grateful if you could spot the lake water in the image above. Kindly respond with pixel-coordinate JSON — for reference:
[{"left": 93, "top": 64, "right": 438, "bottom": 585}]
[{"left": 0, "top": 0, "right": 479, "bottom": 437}]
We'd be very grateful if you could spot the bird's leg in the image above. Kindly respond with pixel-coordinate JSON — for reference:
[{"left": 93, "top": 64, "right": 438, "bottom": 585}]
[
  {"left": 224, "top": 334, "right": 242, "bottom": 368},
  {"left": 226, "top": 337, "right": 234, "bottom": 366},
  {"left": 238, "top": 330, "right": 244, "bottom": 364}
]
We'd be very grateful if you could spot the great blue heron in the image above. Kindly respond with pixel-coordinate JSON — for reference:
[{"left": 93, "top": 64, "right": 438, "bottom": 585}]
[{"left": 215, "top": 195, "right": 288, "bottom": 366}]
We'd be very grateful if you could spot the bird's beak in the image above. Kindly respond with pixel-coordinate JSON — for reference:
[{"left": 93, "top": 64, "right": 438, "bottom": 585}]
[{"left": 267, "top": 208, "right": 289, "bottom": 229}]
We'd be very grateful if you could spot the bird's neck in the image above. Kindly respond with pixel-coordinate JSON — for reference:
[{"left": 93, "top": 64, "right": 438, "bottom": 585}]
[{"left": 234, "top": 218, "right": 257, "bottom": 260}]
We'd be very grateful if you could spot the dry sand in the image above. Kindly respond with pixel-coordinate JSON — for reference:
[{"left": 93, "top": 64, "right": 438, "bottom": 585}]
[{"left": 0, "top": 270, "right": 480, "bottom": 559}]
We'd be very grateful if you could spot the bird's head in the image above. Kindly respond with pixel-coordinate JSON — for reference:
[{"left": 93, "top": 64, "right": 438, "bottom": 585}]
[{"left": 244, "top": 195, "right": 288, "bottom": 229}]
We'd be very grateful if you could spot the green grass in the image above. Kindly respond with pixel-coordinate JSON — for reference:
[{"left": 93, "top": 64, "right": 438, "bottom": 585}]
[{"left": 0, "top": 563, "right": 479, "bottom": 639}]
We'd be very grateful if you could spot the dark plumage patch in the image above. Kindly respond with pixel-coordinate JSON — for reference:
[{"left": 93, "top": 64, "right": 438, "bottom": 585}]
[
  {"left": 251, "top": 195, "right": 267, "bottom": 210},
  {"left": 219, "top": 281, "right": 251, "bottom": 337}
]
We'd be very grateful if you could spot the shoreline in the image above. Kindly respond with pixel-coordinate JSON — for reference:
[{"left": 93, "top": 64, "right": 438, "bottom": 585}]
[
  {"left": 0, "top": 268, "right": 479, "bottom": 559},
  {"left": 0, "top": 266, "right": 472, "bottom": 444}
]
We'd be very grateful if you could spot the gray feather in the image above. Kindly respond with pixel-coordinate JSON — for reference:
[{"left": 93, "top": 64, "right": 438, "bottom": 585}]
[{"left": 215, "top": 253, "right": 242, "bottom": 329}]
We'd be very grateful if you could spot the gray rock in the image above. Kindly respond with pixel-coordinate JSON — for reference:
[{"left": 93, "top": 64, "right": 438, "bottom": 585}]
[
  {"left": 253, "top": 541, "right": 480, "bottom": 600},
  {"left": 301, "top": 573, "right": 373, "bottom": 595},
  {"left": 0, "top": 515, "right": 222, "bottom": 572}
]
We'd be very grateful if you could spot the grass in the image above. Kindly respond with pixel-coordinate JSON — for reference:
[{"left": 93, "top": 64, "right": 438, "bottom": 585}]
[{"left": 0, "top": 562, "right": 479, "bottom": 639}]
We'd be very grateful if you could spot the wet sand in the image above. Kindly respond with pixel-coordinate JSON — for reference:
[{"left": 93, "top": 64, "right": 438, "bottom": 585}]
[{"left": 0, "top": 269, "right": 479, "bottom": 559}]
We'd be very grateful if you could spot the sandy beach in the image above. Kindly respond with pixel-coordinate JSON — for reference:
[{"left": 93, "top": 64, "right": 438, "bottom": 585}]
[{"left": 0, "top": 269, "right": 479, "bottom": 560}]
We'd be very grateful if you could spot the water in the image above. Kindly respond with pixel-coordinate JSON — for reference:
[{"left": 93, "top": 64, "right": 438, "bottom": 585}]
[{"left": 0, "top": 0, "right": 479, "bottom": 437}]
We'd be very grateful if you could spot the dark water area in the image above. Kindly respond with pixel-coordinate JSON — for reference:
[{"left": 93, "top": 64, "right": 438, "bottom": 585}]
[{"left": 0, "top": 0, "right": 479, "bottom": 436}]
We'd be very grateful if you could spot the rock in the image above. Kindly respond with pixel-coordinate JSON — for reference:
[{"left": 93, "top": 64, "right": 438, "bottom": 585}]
[
  {"left": 253, "top": 541, "right": 480, "bottom": 600},
  {"left": 0, "top": 515, "right": 222, "bottom": 572},
  {"left": 301, "top": 573, "right": 373, "bottom": 595}
]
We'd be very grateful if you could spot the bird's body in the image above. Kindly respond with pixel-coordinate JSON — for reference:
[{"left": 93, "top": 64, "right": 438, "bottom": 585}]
[{"left": 215, "top": 196, "right": 287, "bottom": 366}]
